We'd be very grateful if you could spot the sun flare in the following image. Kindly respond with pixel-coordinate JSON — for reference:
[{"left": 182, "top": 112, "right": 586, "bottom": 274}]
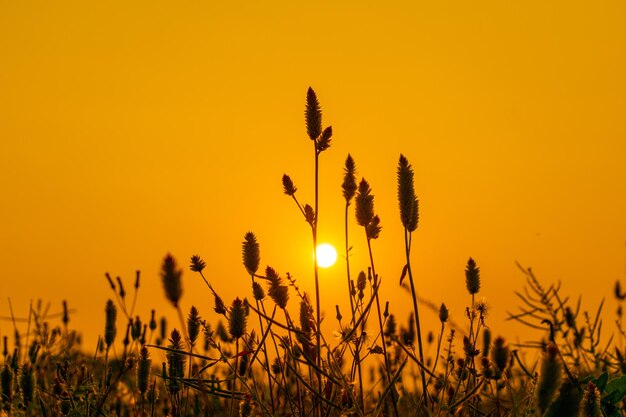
[{"left": 315, "top": 243, "right": 337, "bottom": 268}]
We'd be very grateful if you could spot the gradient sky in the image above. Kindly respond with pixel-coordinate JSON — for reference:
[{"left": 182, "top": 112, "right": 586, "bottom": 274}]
[{"left": 1, "top": 1, "right": 625, "bottom": 351}]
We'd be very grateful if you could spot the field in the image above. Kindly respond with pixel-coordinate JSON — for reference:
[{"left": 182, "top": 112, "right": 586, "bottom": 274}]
[{"left": 1, "top": 90, "right": 624, "bottom": 417}]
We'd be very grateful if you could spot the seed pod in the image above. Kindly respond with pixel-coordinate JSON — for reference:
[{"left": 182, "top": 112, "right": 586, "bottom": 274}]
[
  {"left": 190, "top": 255, "right": 206, "bottom": 272},
  {"left": 305, "top": 87, "right": 322, "bottom": 140},
  {"left": 137, "top": 346, "right": 151, "bottom": 396},
  {"left": 491, "top": 337, "right": 509, "bottom": 378},
  {"left": 161, "top": 254, "right": 183, "bottom": 307},
  {"left": 187, "top": 307, "right": 201, "bottom": 347},
  {"left": 229, "top": 298, "right": 247, "bottom": 340},
  {"left": 355, "top": 179, "right": 374, "bottom": 227},
  {"left": 252, "top": 282, "right": 265, "bottom": 301},
  {"left": 20, "top": 363, "right": 35, "bottom": 407},
  {"left": 579, "top": 382, "right": 601, "bottom": 417},
  {"left": 397, "top": 154, "right": 419, "bottom": 232},
  {"left": 439, "top": 303, "right": 449, "bottom": 323},
  {"left": 465, "top": 258, "right": 481, "bottom": 295},
  {"left": 104, "top": 300, "right": 117, "bottom": 348},
  {"left": 242, "top": 232, "right": 261, "bottom": 275},
  {"left": 342, "top": 154, "right": 357, "bottom": 203},
  {"left": 266, "top": 266, "right": 289, "bottom": 309},
  {"left": 482, "top": 328, "right": 491, "bottom": 357},
  {"left": 536, "top": 343, "right": 562, "bottom": 414},
  {"left": 166, "top": 330, "right": 186, "bottom": 395}
]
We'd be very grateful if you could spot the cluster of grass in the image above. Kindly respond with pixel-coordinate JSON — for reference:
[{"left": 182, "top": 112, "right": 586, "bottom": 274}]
[{"left": 2, "top": 88, "right": 626, "bottom": 417}]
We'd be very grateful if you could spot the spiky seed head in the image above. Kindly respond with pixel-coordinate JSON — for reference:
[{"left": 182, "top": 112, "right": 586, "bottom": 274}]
[
  {"left": 357, "top": 271, "right": 367, "bottom": 300},
  {"left": 149, "top": 310, "right": 157, "bottom": 331},
  {"left": 1, "top": 365, "right": 13, "bottom": 404},
  {"left": 465, "top": 258, "right": 481, "bottom": 295},
  {"left": 304, "top": 204, "right": 315, "bottom": 225},
  {"left": 19, "top": 363, "right": 35, "bottom": 406},
  {"left": 355, "top": 178, "right": 374, "bottom": 227},
  {"left": 266, "top": 266, "right": 289, "bottom": 309},
  {"left": 482, "top": 328, "right": 492, "bottom": 357},
  {"left": 242, "top": 232, "right": 261, "bottom": 275},
  {"left": 214, "top": 294, "right": 227, "bottom": 315},
  {"left": 252, "top": 282, "right": 265, "bottom": 301},
  {"left": 536, "top": 343, "right": 562, "bottom": 413},
  {"left": 190, "top": 255, "right": 206, "bottom": 272},
  {"left": 439, "top": 303, "right": 449, "bottom": 323},
  {"left": 385, "top": 314, "right": 397, "bottom": 337},
  {"left": 161, "top": 254, "right": 183, "bottom": 307},
  {"left": 187, "top": 306, "right": 201, "bottom": 347},
  {"left": 316, "top": 126, "right": 332, "bottom": 152},
  {"left": 137, "top": 346, "right": 151, "bottom": 396},
  {"left": 305, "top": 87, "right": 322, "bottom": 140},
  {"left": 229, "top": 298, "right": 247, "bottom": 340},
  {"left": 282, "top": 174, "right": 297, "bottom": 196},
  {"left": 580, "top": 382, "right": 601, "bottom": 417},
  {"left": 239, "top": 396, "right": 254, "bottom": 417},
  {"left": 166, "top": 330, "right": 186, "bottom": 395},
  {"left": 366, "top": 215, "right": 382, "bottom": 240},
  {"left": 397, "top": 154, "right": 419, "bottom": 232},
  {"left": 104, "top": 299, "right": 117, "bottom": 348},
  {"left": 299, "top": 294, "right": 314, "bottom": 336},
  {"left": 132, "top": 316, "right": 142, "bottom": 341},
  {"left": 342, "top": 154, "right": 358, "bottom": 203},
  {"left": 491, "top": 337, "right": 509, "bottom": 377}
]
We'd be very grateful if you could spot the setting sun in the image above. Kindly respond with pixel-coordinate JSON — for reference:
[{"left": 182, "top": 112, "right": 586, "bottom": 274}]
[{"left": 316, "top": 243, "right": 338, "bottom": 268}]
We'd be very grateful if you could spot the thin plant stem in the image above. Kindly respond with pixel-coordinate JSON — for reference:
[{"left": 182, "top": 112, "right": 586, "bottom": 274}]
[
  {"left": 313, "top": 143, "right": 323, "bottom": 417},
  {"left": 403, "top": 228, "right": 428, "bottom": 407},
  {"left": 366, "top": 236, "right": 400, "bottom": 417}
]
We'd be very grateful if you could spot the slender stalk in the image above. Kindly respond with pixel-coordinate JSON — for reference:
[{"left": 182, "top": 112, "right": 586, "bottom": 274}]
[
  {"left": 229, "top": 338, "right": 239, "bottom": 417},
  {"left": 313, "top": 143, "right": 323, "bottom": 417},
  {"left": 366, "top": 237, "right": 399, "bottom": 417},
  {"left": 345, "top": 203, "right": 364, "bottom": 411},
  {"left": 251, "top": 275, "right": 276, "bottom": 414},
  {"left": 403, "top": 228, "right": 428, "bottom": 407}
]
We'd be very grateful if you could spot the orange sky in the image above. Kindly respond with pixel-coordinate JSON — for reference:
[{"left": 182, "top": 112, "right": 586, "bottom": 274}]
[{"left": 1, "top": 1, "right": 625, "bottom": 351}]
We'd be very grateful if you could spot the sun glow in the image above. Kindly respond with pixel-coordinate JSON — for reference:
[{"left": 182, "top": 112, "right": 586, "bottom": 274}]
[{"left": 316, "top": 243, "right": 338, "bottom": 268}]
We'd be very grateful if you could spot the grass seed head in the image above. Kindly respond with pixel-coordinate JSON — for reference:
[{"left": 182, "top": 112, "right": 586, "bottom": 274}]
[
  {"left": 397, "top": 154, "right": 419, "bottom": 232},
  {"left": 161, "top": 254, "right": 183, "bottom": 307},
  {"left": 355, "top": 178, "right": 374, "bottom": 227},
  {"left": 305, "top": 87, "right": 322, "bottom": 140},
  {"left": 342, "top": 154, "right": 357, "bottom": 203},
  {"left": 228, "top": 298, "right": 247, "bottom": 340},
  {"left": 465, "top": 257, "right": 481, "bottom": 295},
  {"left": 104, "top": 299, "right": 117, "bottom": 348},
  {"left": 242, "top": 232, "right": 261, "bottom": 275},
  {"left": 137, "top": 346, "right": 151, "bottom": 396},
  {"left": 190, "top": 255, "right": 206, "bottom": 272},
  {"left": 187, "top": 306, "right": 201, "bottom": 347},
  {"left": 536, "top": 343, "right": 562, "bottom": 414}
]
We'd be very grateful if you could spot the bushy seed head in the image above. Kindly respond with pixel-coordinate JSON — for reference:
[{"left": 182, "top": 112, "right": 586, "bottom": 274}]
[
  {"left": 366, "top": 215, "right": 382, "bottom": 240},
  {"left": 229, "top": 298, "right": 247, "bottom": 340},
  {"left": 252, "top": 282, "right": 265, "bottom": 301},
  {"left": 299, "top": 294, "right": 315, "bottom": 336},
  {"left": 465, "top": 258, "right": 481, "bottom": 295},
  {"left": 385, "top": 314, "right": 397, "bottom": 338},
  {"left": 482, "top": 328, "right": 491, "bottom": 357},
  {"left": 397, "top": 154, "right": 419, "bottom": 232},
  {"left": 190, "top": 255, "right": 206, "bottom": 272},
  {"left": 439, "top": 303, "right": 449, "bottom": 323},
  {"left": 536, "top": 343, "right": 562, "bottom": 414},
  {"left": 161, "top": 254, "right": 183, "bottom": 307},
  {"left": 580, "top": 382, "right": 601, "bottom": 417},
  {"left": 104, "top": 299, "right": 117, "bottom": 348},
  {"left": 305, "top": 87, "right": 322, "bottom": 140},
  {"left": 187, "top": 306, "right": 201, "bottom": 347},
  {"left": 355, "top": 179, "right": 374, "bottom": 227},
  {"left": 214, "top": 294, "right": 227, "bottom": 315},
  {"left": 19, "top": 363, "right": 35, "bottom": 407},
  {"left": 166, "top": 330, "right": 186, "bottom": 395},
  {"left": 342, "top": 154, "right": 357, "bottom": 203},
  {"left": 316, "top": 126, "right": 332, "bottom": 152},
  {"left": 282, "top": 174, "right": 297, "bottom": 196},
  {"left": 491, "top": 337, "right": 509, "bottom": 377},
  {"left": 242, "top": 232, "right": 260, "bottom": 275},
  {"left": 266, "top": 266, "right": 289, "bottom": 309},
  {"left": 137, "top": 346, "right": 151, "bottom": 396},
  {"left": 1, "top": 365, "right": 13, "bottom": 404},
  {"left": 304, "top": 204, "right": 315, "bottom": 225}
]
